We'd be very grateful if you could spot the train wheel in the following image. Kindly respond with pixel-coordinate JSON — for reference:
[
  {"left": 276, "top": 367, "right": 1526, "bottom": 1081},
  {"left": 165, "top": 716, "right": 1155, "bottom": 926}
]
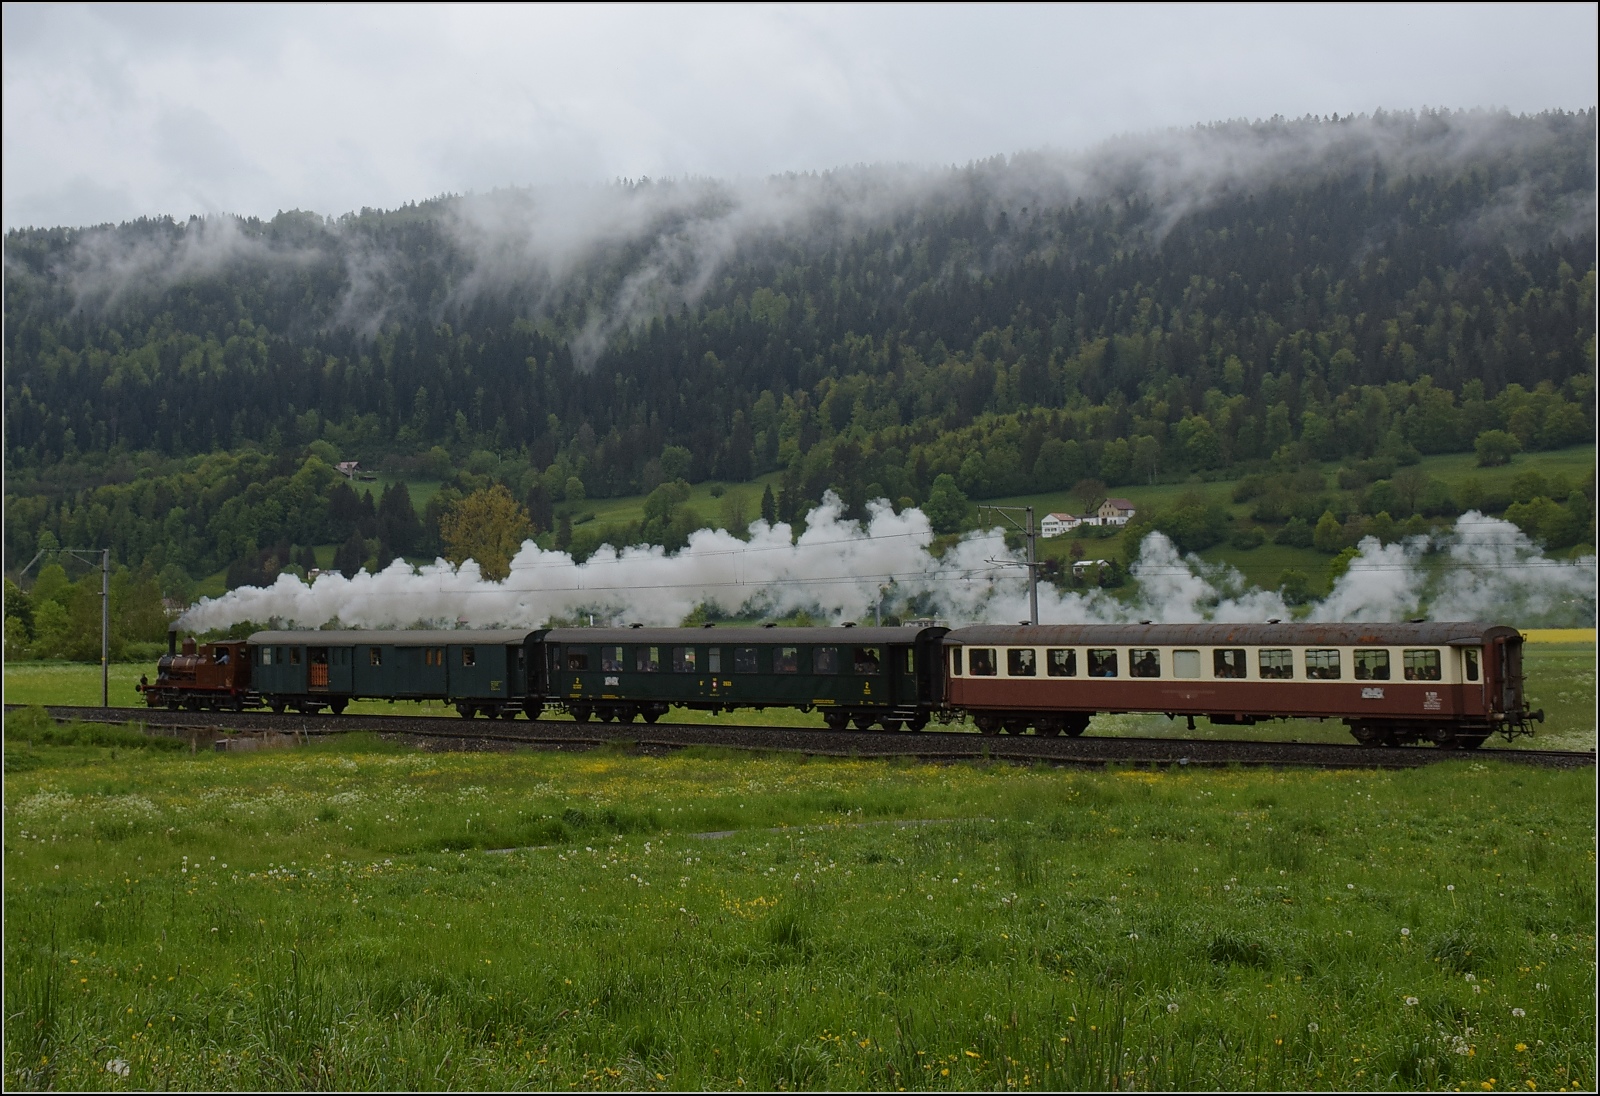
[
  {"left": 822, "top": 711, "right": 849, "bottom": 731},
  {"left": 524, "top": 701, "right": 544, "bottom": 721},
  {"left": 329, "top": 699, "right": 348, "bottom": 716},
  {"left": 880, "top": 719, "right": 904, "bottom": 733},
  {"left": 1063, "top": 714, "right": 1090, "bottom": 737},
  {"left": 571, "top": 704, "right": 593, "bottom": 723},
  {"left": 974, "top": 714, "right": 1002, "bottom": 736},
  {"left": 1034, "top": 719, "right": 1063, "bottom": 737},
  {"left": 499, "top": 707, "right": 518, "bottom": 720},
  {"left": 619, "top": 704, "right": 639, "bottom": 723},
  {"left": 642, "top": 707, "right": 662, "bottom": 724},
  {"left": 269, "top": 699, "right": 286, "bottom": 714},
  {"left": 456, "top": 702, "right": 477, "bottom": 719},
  {"left": 851, "top": 714, "right": 877, "bottom": 731},
  {"left": 908, "top": 713, "right": 929, "bottom": 732},
  {"left": 232, "top": 697, "right": 246, "bottom": 712},
  {"left": 1002, "top": 718, "right": 1029, "bottom": 735}
]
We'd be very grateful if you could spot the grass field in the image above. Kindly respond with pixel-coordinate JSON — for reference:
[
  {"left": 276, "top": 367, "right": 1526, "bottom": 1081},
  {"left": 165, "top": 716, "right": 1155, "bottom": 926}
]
[
  {"left": 8, "top": 641, "right": 1593, "bottom": 751},
  {"left": 4, "top": 711, "right": 1594, "bottom": 1092}
]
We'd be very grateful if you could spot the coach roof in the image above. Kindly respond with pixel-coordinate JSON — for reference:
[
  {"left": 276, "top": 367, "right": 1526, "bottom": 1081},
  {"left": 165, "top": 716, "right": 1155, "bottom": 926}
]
[
  {"left": 540, "top": 626, "right": 940, "bottom": 645},
  {"left": 248, "top": 629, "right": 534, "bottom": 646},
  {"left": 944, "top": 622, "right": 1516, "bottom": 647}
]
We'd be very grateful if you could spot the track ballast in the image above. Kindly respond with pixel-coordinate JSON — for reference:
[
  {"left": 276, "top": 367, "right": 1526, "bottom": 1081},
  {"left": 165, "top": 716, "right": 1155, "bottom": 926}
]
[{"left": 14, "top": 704, "right": 1594, "bottom": 771}]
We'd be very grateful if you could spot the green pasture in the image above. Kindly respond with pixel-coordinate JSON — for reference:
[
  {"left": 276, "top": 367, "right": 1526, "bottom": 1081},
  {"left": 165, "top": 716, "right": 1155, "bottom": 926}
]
[{"left": 4, "top": 712, "right": 1594, "bottom": 1091}]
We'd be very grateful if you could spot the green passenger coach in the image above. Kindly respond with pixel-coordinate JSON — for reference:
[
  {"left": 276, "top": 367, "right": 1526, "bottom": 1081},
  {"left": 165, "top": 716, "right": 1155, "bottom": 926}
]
[
  {"left": 531, "top": 625, "right": 949, "bottom": 730},
  {"left": 248, "top": 629, "right": 530, "bottom": 717}
]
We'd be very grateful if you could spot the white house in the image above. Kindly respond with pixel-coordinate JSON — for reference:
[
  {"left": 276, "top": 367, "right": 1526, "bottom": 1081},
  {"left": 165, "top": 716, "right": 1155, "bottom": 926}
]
[
  {"left": 1072, "top": 558, "right": 1111, "bottom": 577},
  {"left": 1098, "top": 498, "right": 1137, "bottom": 526},
  {"left": 1039, "top": 512, "right": 1080, "bottom": 538}
]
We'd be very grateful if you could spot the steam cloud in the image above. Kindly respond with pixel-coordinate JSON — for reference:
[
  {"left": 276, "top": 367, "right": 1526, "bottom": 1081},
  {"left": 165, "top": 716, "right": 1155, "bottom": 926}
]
[{"left": 179, "top": 498, "right": 1597, "bottom": 634}]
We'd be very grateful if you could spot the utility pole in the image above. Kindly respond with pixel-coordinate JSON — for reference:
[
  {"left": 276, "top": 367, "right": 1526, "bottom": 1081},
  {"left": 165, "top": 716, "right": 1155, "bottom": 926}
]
[
  {"left": 980, "top": 505, "right": 1040, "bottom": 625},
  {"left": 19, "top": 546, "right": 112, "bottom": 707}
]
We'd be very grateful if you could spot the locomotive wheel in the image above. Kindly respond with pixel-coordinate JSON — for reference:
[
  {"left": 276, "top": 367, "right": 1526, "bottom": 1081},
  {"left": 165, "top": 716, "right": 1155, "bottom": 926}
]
[
  {"left": 880, "top": 719, "right": 904, "bottom": 733},
  {"left": 571, "top": 704, "right": 593, "bottom": 723},
  {"left": 974, "top": 714, "right": 1002, "bottom": 736}
]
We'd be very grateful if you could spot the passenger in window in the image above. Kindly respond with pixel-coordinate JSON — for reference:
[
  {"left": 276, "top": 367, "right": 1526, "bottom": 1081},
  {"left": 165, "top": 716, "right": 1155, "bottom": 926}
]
[
  {"left": 1130, "top": 649, "right": 1160, "bottom": 678},
  {"left": 814, "top": 647, "right": 839, "bottom": 674},
  {"left": 735, "top": 647, "right": 758, "bottom": 673},
  {"left": 1305, "top": 649, "right": 1341, "bottom": 679},
  {"left": 1047, "top": 649, "right": 1076, "bottom": 677},
  {"left": 1404, "top": 649, "right": 1442, "bottom": 681},
  {"left": 968, "top": 648, "right": 996, "bottom": 676},
  {"left": 775, "top": 647, "right": 799, "bottom": 673},
  {"left": 1088, "top": 649, "right": 1118, "bottom": 677},
  {"left": 601, "top": 646, "right": 624, "bottom": 672},
  {"left": 1213, "top": 649, "right": 1246, "bottom": 678},
  {"left": 1354, "top": 650, "right": 1390, "bottom": 681},
  {"left": 565, "top": 649, "right": 586, "bottom": 671},
  {"left": 1007, "top": 648, "right": 1036, "bottom": 677},
  {"left": 635, "top": 647, "right": 660, "bottom": 673},
  {"left": 853, "top": 647, "right": 881, "bottom": 674},
  {"left": 1258, "top": 649, "right": 1293, "bottom": 679}
]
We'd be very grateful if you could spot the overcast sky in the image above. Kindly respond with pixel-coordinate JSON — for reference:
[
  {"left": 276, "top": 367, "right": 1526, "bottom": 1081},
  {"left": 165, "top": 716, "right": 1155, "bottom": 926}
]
[{"left": 3, "top": 3, "right": 1595, "bottom": 230}]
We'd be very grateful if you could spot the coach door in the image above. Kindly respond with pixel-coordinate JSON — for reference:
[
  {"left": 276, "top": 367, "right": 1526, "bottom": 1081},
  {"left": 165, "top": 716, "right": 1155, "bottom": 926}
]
[
  {"left": 307, "top": 646, "right": 330, "bottom": 692},
  {"left": 1496, "top": 634, "right": 1525, "bottom": 716}
]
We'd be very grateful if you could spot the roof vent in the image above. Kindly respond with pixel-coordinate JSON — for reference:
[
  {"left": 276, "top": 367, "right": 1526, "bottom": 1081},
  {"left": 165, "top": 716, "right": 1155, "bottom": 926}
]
[
  {"left": 1139, "top": 619, "right": 1152, "bottom": 625},
  {"left": 762, "top": 622, "right": 777, "bottom": 628},
  {"left": 629, "top": 622, "right": 644, "bottom": 629},
  {"left": 1267, "top": 618, "right": 1281, "bottom": 624},
  {"left": 701, "top": 622, "right": 715, "bottom": 628},
  {"left": 1409, "top": 616, "right": 1427, "bottom": 624},
  {"left": 841, "top": 621, "right": 856, "bottom": 628}
]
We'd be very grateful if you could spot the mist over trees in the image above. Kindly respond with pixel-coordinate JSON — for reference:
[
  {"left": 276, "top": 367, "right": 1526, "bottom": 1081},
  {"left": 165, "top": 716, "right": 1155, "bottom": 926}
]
[{"left": 3, "top": 108, "right": 1594, "bottom": 602}]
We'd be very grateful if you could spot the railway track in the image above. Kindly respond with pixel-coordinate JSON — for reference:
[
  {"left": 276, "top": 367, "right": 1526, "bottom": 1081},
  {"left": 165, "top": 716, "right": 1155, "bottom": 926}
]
[{"left": 13, "top": 704, "right": 1595, "bottom": 770}]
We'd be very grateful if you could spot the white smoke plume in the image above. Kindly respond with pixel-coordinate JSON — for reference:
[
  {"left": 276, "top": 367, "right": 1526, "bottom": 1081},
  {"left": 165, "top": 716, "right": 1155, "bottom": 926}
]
[{"left": 178, "top": 499, "right": 1596, "bottom": 634}]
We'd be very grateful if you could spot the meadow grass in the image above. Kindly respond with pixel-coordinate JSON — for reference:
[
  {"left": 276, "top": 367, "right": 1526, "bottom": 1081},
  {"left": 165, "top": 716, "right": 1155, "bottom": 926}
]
[{"left": 4, "top": 707, "right": 1594, "bottom": 1092}]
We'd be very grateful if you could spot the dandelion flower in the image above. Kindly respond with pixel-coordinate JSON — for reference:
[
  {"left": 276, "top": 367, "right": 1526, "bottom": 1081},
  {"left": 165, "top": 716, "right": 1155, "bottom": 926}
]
[
  {"left": 1405, "top": 996, "right": 1419, "bottom": 1006},
  {"left": 1401, "top": 927, "right": 1411, "bottom": 936},
  {"left": 1167, "top": 1003, "right": 1179, "bottom": 1014},
  {"left": 1347, "top": 883, "right": 1355, "bottom": 889},
  {"left": 1447, "top": 884, "right": 1455, "bottom": 891},
  {"left": 106, "top": 1059, "right": 129, "bottom": 1077},
  {"left": 1549, "top": 934, "right": 1558, "bottom": 941},
  {"left": 1512, "top": 1008, "right": 1526, "bottom": 1018},
  {"left": 1308, "top": 1022, "right": 1319, "bottom": 1033}
]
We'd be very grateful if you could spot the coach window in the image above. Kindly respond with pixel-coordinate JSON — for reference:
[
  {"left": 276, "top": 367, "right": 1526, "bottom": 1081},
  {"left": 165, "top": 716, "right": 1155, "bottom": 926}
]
[
  {"left": 814, "top": 647, "right": 839, "bottom": 674},
  {"left": 462, "top": 647, "right": 477, "bottom": 668},
  {"left": 708, "top": 647, "right": 722, "bottom": 674},
  {"left": 1087, "top": 649, "right": 1118, "bottom": 677},
  {"left": 853, "top": 647, "right": 881, "bottom": 674},
  {"left": 1305, "top": 649, "right": 1341, "bottom": 679},
  {"left": 1463, "top": 648, "right": 1480, "bottom": 682},
  {"left": 262, "top": 647, "right": 274, "bottom": 666},
  {"left": 1259, "top": 648, "right": 1293, "bottom": 679},
  {"left": 369, "top": 647, "right": 382, "bottom": 667},
  {"left": 1213, "top": 648, "right": 1246, "bottom": 678},
  {"left": 1404, "top": 649, "right": 1442, "bottom": 681},
  {"left": 1047, "top": 648, "right": 1076, "bottom": 677},
  {"left": 290, "top": 647, "right": 301, "bottom": 666},
  {"left": 969, "top": 648, "right": 996, "bottom": 676},
  {"left": 1354, "top": 649, "right": 1390, "bottom": 681},
  {"left": 734, "top": 647, "right": 758, "bottom": 673},
  {"left": 636, "top": 646, "right": 660, "bottom": 672},
  {"left": 672, "top": 647, "right": 697, "bottom": 673},
  {"left": 1130, "top": 649, "right": 1161, "bottom": 678},
  {"left": 1007, "top": 648, "right": 1037, "bottom": 677},
  {"left": 563, "top": 648, "right": 584, "bottom": 671},
  {"left": 775, "top": 646, "right": 799, "bottom": 673},
  {"left": 1173, "top": 650, "right": 1201, "bottom": 679},
  {"left": 905, "top": 649, "right": 916, "bottom": 672},
  {"left": 601, "top": 646, "right": 624, "bottom": 672},
  {"left": 949, "top": 647, "right": 963, "bottom": 676}
]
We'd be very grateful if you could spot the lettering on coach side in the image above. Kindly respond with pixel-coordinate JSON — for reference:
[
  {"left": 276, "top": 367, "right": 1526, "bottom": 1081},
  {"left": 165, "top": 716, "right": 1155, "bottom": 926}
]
[
  {"left": 1361, "top": 687, "right": 1385, "bottom": 699},
  {"left": 1423, "top": 690, "right": 1441, "bottom": 710}
]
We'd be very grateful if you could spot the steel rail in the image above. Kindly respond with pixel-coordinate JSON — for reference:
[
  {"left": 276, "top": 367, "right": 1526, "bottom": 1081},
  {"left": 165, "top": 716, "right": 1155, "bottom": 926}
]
[{"left": 12, "top": 704, "right": 1594, "bottom": 770}]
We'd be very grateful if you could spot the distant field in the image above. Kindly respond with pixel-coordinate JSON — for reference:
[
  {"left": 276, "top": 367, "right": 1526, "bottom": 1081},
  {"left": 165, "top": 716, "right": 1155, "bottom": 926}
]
[
  {"left": 4, "top": 715, "right": 1593, "bottom": 1091},
  {"left": 7, "top": 642, "right": 1593, "bottom": 750}
]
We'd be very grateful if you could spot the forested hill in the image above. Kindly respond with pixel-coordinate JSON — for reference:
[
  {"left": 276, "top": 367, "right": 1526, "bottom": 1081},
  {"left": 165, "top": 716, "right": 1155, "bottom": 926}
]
[{"left": 3, "top": 109, "right": 1595, "bottom": 594}]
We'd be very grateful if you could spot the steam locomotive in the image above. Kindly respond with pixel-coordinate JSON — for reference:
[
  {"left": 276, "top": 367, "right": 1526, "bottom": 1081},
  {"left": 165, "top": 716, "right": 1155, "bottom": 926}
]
[{"left": 142, "top": 620, "right": 1542, "bottom": 748}]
